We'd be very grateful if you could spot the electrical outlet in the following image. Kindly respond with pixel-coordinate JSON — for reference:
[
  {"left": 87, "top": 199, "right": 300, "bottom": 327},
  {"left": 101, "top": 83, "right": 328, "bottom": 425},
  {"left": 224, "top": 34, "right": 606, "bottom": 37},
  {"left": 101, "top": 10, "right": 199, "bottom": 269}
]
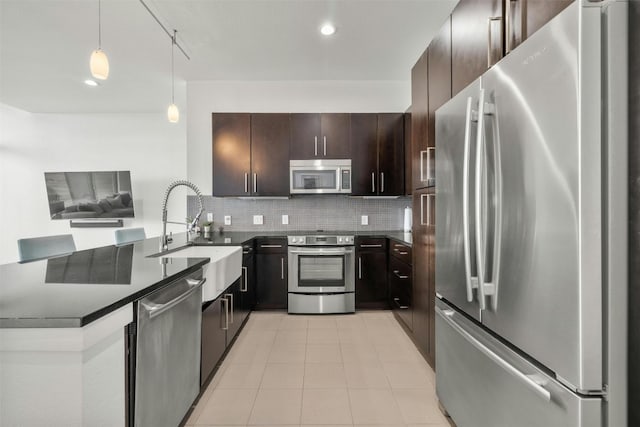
[
  {"left": 361, "top": 215, "right": 369, "bottom": 226},
  {"left": 253, "top": 215, "right": 264, "bottom": 225},
  {"left": 224, "top": 215, "right": 231, "bottom": 225},
  {"left": 207, "top": 212, "right": 213, "bottom": 222},
  {"left": 282, "top": 214, "right": 289, "bottom": 225}
]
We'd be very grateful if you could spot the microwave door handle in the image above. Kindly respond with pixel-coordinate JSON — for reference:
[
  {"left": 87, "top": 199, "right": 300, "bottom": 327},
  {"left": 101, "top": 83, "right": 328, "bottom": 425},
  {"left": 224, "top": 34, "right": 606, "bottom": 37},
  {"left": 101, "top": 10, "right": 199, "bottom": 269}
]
[{"left": 371, "top": 172, "right": 375, "bottom": 193}]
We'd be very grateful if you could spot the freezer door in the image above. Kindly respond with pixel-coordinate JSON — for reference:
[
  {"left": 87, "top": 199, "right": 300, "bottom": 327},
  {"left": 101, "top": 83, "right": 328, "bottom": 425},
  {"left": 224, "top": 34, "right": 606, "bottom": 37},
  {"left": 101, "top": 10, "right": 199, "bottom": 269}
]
[
  {"left": 436, "top": 299, "right": 602, "bottom": 427},
  {"left": 478, "top": 2, "right": 603, "bottom": 391},
  {"left": 435, "top": 79, "right": 482, "bottom": 321}
]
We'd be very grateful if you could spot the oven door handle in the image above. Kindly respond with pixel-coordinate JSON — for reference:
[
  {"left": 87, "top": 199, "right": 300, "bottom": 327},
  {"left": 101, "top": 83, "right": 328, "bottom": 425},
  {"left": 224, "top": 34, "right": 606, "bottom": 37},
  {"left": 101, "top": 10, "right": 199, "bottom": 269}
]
[{"left": 289, "top": 249, "right": 353, "bottom": 255}]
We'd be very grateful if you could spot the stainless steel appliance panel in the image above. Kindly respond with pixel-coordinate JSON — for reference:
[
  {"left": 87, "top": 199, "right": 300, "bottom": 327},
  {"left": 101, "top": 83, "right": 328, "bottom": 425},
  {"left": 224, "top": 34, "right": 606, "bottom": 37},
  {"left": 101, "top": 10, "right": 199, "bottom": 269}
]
[
  {"left": 288, "top": 246, "right": 355, "bottom": 293},
  {"left": 288, "top": 292, "right": 355, "bottom": 314},
  {"left": 435, "top": 78, "right": 482, "bottom": 322},
  {"left": 478, "top": 3, "right": 603, "bottom": 391},
  {"left": 134, "top": 272, "right": 203, "bottom": 427},
  {"left": 435, "top": 299, "right": 601, "bottom": 427}
]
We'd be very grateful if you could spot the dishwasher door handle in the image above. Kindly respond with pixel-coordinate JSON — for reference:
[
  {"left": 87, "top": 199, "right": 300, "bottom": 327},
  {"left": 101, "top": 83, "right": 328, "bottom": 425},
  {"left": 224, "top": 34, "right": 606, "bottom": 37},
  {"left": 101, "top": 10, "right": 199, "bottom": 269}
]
[{"left": 141, "top": 278, "right": 206, "bottom": 319}]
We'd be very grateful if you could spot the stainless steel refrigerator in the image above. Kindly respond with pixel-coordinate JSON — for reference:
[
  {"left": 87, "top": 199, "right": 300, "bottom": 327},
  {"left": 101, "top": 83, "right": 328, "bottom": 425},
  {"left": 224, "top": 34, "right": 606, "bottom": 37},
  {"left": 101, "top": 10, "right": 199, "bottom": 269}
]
[{"left": 434, "top": 1, "right": 628, "bottom": 426}]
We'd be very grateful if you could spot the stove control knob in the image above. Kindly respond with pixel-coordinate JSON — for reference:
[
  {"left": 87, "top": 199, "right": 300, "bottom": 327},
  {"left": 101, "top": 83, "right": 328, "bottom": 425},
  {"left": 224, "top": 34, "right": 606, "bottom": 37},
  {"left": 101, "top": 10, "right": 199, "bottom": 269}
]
[
  {"left": 292, "top": 237, "right": 299, "bottom": 243},
  {"left": 338, "top": 237, "right": 343, "bottom": 243}
]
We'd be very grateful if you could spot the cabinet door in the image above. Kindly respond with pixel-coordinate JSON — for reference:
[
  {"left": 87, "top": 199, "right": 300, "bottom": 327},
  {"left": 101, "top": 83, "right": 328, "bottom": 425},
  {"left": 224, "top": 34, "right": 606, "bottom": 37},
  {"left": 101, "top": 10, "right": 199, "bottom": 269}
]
[
  {"left": 523, "top": 0, "right": 573, "bottom": 41},
  {"left": 411, "top": 49, "right": 429, "bottom": 190},
  {"left": 378, "top": 113, "right": 404, "bottom": 196},
  {"left": 451, "top": 0, "right": 503, "bottom": 96},
  {"left": 255, "top": 253, "right": 288, "bottom": 310},
  {"left": 404, "top": 112, "right": 412, "bottom": 196},
  {"left": 290, "top": 114, "right": 320, "bottom": 159},
  {"left": 389, "top": 256, "right": 413, "bottom": 330},
  {"left": 251, "top": 113, "right": 291, "bottom": 196},
  {"left": 355, "top": 237, "right": 388, "bottom": 309},
  {"left": 350, "top": 113, "right": 378, "bottom": 196},
  {"left": 225, "top": 279, "right": 243, "bottom": 343},
  {"left": 212, "top": 113, "right": 251, "bottom": 196},
  {"left": 201, "top": 298, "right": 226, "bottom": 386},
  {"left": 412, "top": 187, "right": 435, "bottom": 367},
  {"left": 320, "top": 113, "right": 351, "bottom": 158}
]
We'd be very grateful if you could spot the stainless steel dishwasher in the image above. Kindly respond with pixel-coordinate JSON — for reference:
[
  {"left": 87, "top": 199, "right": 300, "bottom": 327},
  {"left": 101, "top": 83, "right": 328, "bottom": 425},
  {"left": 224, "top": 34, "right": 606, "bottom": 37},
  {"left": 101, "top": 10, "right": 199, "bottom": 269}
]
[{"left": 133, "top": 269, "right": 204, "bottom": 427}]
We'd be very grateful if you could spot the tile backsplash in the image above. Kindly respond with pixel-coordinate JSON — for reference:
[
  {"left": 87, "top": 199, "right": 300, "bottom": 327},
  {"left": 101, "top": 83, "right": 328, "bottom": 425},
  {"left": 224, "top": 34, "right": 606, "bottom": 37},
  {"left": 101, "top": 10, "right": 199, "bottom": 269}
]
[{"left": 187, "top": 195, "right": 411, "bottom": 231}]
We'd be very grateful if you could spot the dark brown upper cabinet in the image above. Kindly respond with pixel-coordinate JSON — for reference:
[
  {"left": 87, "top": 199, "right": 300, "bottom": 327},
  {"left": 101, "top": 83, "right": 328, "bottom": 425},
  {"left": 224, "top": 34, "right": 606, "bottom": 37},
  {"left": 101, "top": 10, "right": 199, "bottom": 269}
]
[
  {"left": 350, "top": 113, "right": 404, "bottom": 196},
  {"left": 507, "top": 0, "right": 574, "bottom": 51},
  {"left": 212, "top": 113, "right": 290, "bottom": 197},
  {"left": 212, "top": 113, "right": 251, "bottom": 197},
  {"left": 404, "top": 111, "right": 412, "bottom": 196},
  {"left": 290, "top": 113, "right": 350, "bottom": 159},
  {"left": 411, "top": 49, "right": 430, "bottom": 191},
  {"left": 451, "top": 0, "right": 504, "bottom": 95},
  {"left": 250, "top": 114, "right": 291, "bottom": 196}
]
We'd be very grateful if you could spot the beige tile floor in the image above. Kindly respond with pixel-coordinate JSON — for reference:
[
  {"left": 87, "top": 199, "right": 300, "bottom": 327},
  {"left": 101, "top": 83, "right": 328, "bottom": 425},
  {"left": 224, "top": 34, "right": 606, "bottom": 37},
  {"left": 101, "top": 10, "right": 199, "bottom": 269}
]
[{"left": 186, "top": 310, "right": 451, "bottom": 427}]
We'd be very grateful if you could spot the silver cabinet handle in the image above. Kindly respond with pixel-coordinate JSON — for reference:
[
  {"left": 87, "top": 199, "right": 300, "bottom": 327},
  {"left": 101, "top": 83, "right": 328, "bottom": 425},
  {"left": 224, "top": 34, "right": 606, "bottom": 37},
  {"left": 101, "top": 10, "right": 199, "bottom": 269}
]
[
  {"left": 360, "top": 244, "right": 382, "bottom": 248},
  {"left": 141, "top": 278, "right": 205, "bottom": 319},
  {"left": 505, "top": 0, "right": 522, "bottom": 54},
  {"left": 426, "top": 194, "right": 434, "bottom": 226},
  {"left": 241, "top": 266, "right": 248, "bottom": 292},
  {"left": 225, "top": 292, "right": 234, "bottom": 324},
  {"left": 253, "top": 173, "right": 257, "bottom": 193},
  {"left": 244, "top": 173, "right": 249, "bottom": 193},
  {"left": 281, "top": 257, "right": 285, "bottom": 280},
  {"left": 420, "top": 194, "right": 427, "bottom": 226},
  {"left": 323, "top": 136, "right": 327, "bottom": 156},
  {"left": 380, "top": 172, "right": 385, "bottom": 193},
  {"left": 393, "top": 248, "right": 409, "bottom": 255},
  {"left": 419, "top": 148, "right": 435, "bottom": 183},
  {"left": 221, "top": 297, "right": 229, "bottom": 330},
  {"left": 314, "top": 136, "right": 318, "bottom": 156},
  {"left": 260, "top": 244, "right": 283, "bottom": 248},
  {"left": 393, "top": 270, "right": 409, "bottom": 280},
  {"left": 463, "top": 96, "right": 479, "bottom": 303},
  {"left": 393, "top": 297, "right": 409, "bottom": 310},
  {"left": 358, "top": 257, "right": 362, "bottom": 279},
  {"left": 487, "top": 17, "right": 503, "bottom": 68},
  {"left": 437, "top": 307, "right": 551, "bottom": 402},
  {"left": 371, "top": 172, "right": 375, "bottom": 193}
]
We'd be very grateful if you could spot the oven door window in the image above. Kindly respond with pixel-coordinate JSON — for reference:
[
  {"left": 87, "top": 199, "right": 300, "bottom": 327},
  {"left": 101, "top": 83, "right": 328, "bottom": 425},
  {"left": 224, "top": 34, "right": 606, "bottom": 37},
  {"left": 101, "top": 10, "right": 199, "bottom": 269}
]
[
  {"left": 291, "top": 169, "right": 337, "bottom": 191},
  {"left": 298, "top": 255, "right": 345, "bottom": 287}
]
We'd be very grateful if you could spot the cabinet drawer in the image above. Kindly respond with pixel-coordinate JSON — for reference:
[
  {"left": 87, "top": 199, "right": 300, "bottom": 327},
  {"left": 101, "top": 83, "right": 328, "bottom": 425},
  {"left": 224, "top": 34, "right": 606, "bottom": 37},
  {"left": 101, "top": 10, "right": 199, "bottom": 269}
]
[
  {"left": 356, "top": 237, "right": 387, "bottom": 252},
  {"left": 389, "top": 256, "right": 412, "bottom": 329},
  {"left": 255, "top": 237, "right": 287, "bottom": 253},
  {"left": 389, "top": 255, "right": 411, "bottom": 281},
  {"left": 389, "top": 241, "right": 412, "bottom": 263}
]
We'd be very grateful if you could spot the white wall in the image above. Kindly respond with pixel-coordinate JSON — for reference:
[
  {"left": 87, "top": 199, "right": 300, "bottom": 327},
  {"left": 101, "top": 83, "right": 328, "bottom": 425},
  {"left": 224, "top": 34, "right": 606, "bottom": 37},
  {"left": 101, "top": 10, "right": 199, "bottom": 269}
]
[
  {"left": 0, "top": 103, "right": 188, "bottom": 264},
  {"left": 187, "top": 80, "right": 410, "bottom": 193}
]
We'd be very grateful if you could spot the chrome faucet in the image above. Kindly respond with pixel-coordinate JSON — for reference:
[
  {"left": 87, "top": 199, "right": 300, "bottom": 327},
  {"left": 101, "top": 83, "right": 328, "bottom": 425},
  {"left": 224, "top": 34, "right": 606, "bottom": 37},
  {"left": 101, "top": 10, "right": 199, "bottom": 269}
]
[{"left": 160, "top": 180, "right": 204, "bottom": 252}]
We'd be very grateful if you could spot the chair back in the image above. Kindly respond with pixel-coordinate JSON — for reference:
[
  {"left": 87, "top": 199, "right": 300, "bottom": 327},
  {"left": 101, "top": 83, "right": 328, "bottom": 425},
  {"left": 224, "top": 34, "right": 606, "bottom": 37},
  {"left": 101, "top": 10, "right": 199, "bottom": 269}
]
[
  {"left": 114, "top": 227, "right": 146, "bottom": 245},
  {"left": 17, "top": 234, "right": 76, "bottom": 263}
]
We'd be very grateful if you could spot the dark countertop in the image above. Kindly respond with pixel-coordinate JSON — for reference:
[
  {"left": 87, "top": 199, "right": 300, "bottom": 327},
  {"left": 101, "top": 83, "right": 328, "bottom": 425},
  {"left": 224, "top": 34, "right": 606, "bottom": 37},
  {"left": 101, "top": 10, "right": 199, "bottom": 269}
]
[
  {"left": 0, "top": 229, "right": 411, "bottom": 329},
  {"left": 0, "top": 241, "right": 209, "bottom": 328},
  {"left": 191, "top": 230, "right": 412, "bottom": 247}
]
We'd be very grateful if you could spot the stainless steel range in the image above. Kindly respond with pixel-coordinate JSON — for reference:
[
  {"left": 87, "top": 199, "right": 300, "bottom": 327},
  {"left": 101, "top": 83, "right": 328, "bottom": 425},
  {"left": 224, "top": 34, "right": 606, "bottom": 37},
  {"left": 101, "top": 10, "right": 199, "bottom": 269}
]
[{"left": 287, "top": 234, "right": 355, "bottom": 314}]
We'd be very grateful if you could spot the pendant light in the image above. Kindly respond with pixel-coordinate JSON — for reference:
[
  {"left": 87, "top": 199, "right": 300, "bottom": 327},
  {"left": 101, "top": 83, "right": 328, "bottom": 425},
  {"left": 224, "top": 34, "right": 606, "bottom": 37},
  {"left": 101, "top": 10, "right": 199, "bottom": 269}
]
[
  {"left": 167, "top": 29, "right": 179, "bottom": 123},
  {"left": 90, "top": 0, "right": 109, "bottom": 80}
]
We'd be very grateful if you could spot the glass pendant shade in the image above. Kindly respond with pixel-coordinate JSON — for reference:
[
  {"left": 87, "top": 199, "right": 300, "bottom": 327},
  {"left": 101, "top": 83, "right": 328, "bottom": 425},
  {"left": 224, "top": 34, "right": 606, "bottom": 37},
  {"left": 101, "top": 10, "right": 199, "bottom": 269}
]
[
  {"left": 167, "top": 103, "right": 179, "bottom": 123},
  {"left": 90, "top": 49, "right": 109, "bottom": 80}
]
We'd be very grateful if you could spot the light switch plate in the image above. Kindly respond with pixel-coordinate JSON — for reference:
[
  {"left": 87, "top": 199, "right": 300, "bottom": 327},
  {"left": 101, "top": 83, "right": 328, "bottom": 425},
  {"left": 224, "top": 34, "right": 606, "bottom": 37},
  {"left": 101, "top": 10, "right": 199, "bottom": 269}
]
[
  {"left": 361, "top": 215, "right": 369, "bottom": 226},
  {"left": 207, "top": 212, "right": 214, "bottom": 222},
  {"left": 282, "top": 214, "right": 289, "bottom": 225},
  {"left": 253, "top": 215, "right": 264, "bottom": 225},
  {"left": 224, "top": 215, "right": 231, "bottom": 225}
]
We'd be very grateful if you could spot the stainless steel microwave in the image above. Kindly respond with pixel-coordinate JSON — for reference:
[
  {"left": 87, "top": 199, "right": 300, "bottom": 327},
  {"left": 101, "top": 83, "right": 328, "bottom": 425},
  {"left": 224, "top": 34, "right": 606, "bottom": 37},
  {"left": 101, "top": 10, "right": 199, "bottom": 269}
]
[{"left": 290, "top": 159, "right": 351, "bottom": 194}]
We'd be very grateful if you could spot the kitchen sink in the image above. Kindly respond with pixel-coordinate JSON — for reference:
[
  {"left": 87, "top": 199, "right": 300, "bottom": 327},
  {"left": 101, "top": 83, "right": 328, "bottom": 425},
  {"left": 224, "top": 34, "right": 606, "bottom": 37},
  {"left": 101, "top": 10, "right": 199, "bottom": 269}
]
[{"left": 155, "top": 246, "right": 242, "bottom": 302}]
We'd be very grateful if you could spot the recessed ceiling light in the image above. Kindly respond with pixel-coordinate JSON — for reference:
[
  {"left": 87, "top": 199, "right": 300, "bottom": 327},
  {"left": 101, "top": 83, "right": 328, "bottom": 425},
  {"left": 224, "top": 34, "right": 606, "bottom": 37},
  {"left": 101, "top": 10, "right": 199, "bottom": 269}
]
[
  {"left": 320, "top": 23, "right": 336, "bottom": 36},
  {"left": 84, "top": 79, "right": 99, "bottom": 87}
]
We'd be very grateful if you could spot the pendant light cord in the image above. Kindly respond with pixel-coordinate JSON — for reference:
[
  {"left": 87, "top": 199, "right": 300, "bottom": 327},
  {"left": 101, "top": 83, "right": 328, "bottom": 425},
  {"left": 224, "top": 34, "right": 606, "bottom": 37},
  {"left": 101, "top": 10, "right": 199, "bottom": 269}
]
[
  {"left": 98, "top": 0, "right": 102, "bottom": 49},
  {"left": 171, "top": 29, "right": 176, "bottom": 103}
]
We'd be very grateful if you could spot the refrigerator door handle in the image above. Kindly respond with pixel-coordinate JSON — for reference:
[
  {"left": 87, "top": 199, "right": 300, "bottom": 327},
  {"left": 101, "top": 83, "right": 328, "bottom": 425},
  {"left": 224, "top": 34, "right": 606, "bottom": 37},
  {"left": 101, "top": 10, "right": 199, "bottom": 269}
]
[
  {"left": 475, "top": 89, "right": 488, "bottom": 310},
  {"left": 437, "top": 306, "right": 551, "bottom": 402},
  {"left": 463, "top": 96, "right": 479, "bottom": 302}
]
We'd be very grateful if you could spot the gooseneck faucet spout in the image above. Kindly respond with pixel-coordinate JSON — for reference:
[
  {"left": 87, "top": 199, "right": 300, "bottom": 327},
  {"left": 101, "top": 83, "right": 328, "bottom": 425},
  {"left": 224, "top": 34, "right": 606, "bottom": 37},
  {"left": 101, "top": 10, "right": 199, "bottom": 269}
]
[{"left": 160, "top": 180, "right": 204, "bottom": 252}]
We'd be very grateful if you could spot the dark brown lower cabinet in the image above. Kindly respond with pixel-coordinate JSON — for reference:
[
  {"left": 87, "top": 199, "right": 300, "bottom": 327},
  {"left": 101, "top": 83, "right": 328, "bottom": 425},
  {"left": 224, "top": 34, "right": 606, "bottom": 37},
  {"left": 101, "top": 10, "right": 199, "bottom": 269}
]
[
  {"left": 200, "top": 297, "right": 226, "bottom": 386},
  {"left": 389, "top": 252, "right": 413, "bottom": 330},
  {"left": 412, "top": 187, "right": 436, "bottom": 367},
  {"left": 255, "top": 238, "right": 288, "bottom": 310},
  {"left": 355, "top": 237, "right": 389, "bottom": 309}
]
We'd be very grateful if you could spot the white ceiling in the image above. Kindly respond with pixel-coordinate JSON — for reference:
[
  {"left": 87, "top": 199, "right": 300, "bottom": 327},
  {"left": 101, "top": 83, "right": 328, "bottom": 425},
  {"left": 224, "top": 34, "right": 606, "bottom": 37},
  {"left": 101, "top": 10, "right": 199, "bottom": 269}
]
[{"left": 0, "top": 0, "right": 457, "bottom": 113}]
